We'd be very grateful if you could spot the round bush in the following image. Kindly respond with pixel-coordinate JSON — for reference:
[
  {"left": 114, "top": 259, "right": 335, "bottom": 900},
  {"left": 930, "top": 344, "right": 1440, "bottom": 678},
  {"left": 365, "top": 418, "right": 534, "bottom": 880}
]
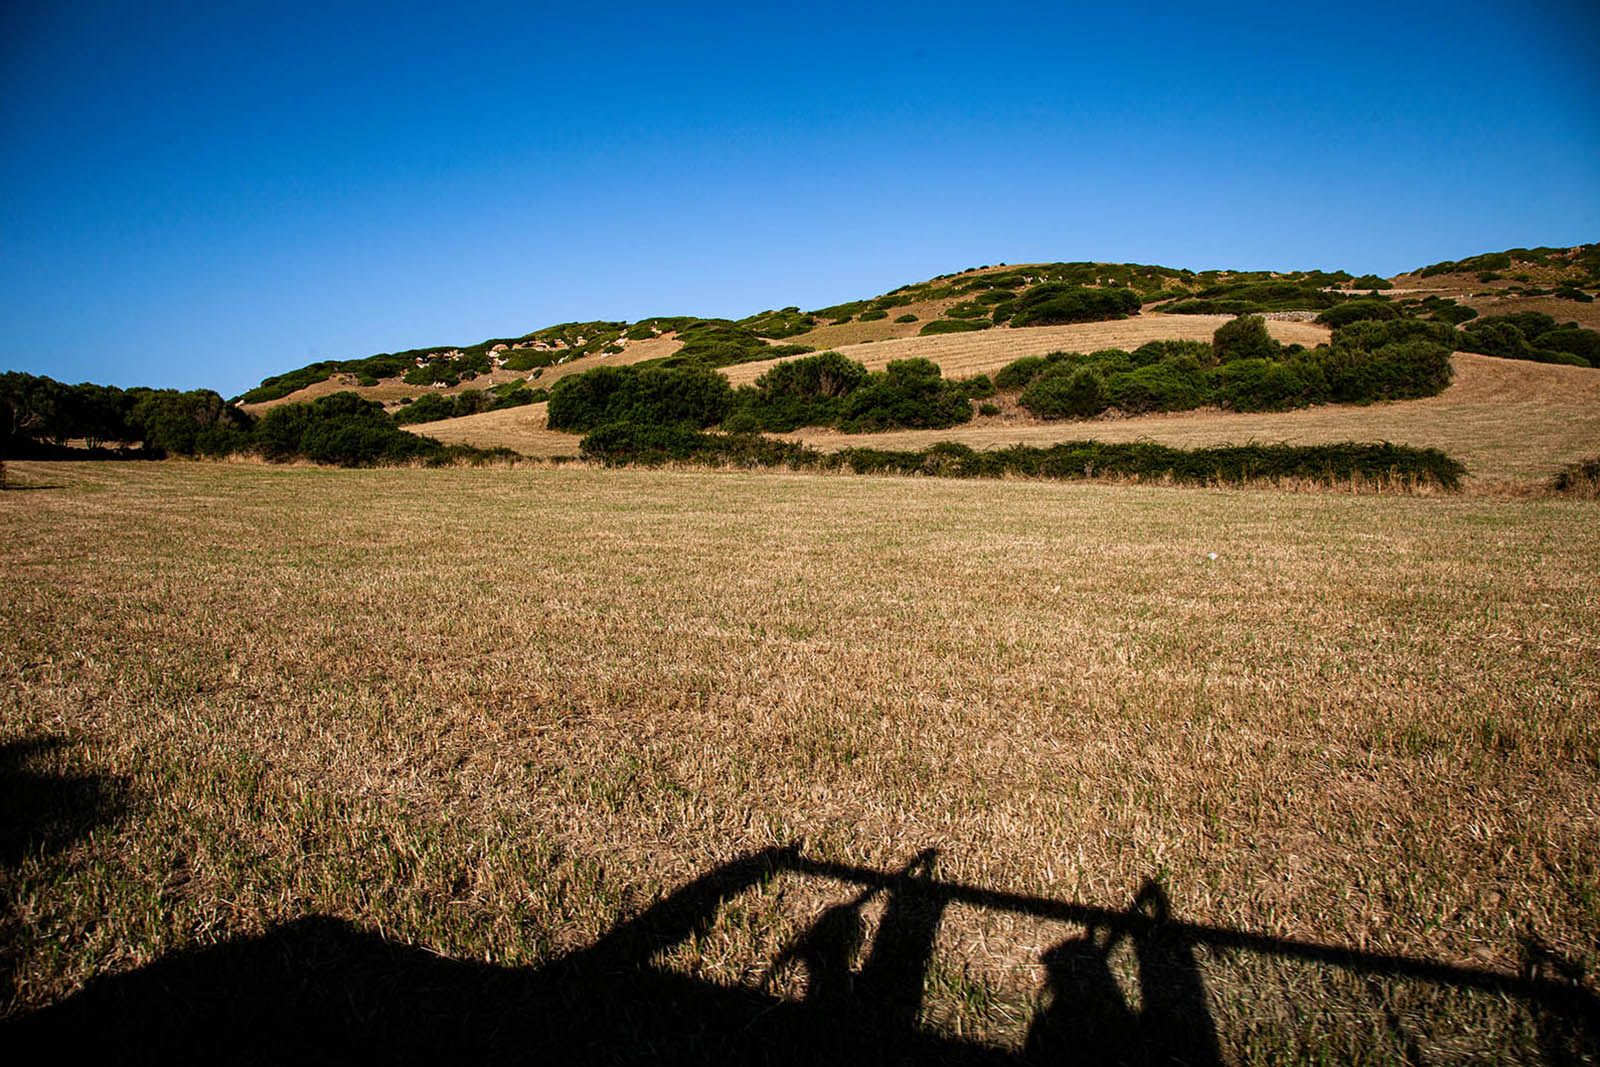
[
  {"left": 1213, "top": 315, "right": 1281, "bottom": 363},
  {"left": 1020, "top": 367, "right": 1109, "bottom": 419}
]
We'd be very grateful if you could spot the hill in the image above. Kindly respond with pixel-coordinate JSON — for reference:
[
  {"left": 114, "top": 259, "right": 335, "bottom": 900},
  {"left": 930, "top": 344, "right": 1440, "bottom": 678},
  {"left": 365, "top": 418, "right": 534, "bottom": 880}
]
[
  {"left": 9, "top": 244, "right": 1594, "bottom": 483},
  {"left": 236, "top": 250, "right": 1599, "bottom": 482},
  {"left": 236, "top": 256, "right": 1470, "bottom": 414}
]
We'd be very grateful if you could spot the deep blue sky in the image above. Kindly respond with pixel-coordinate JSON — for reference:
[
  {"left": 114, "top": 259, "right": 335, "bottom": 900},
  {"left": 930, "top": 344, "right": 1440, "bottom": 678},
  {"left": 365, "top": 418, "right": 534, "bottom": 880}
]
[{"left": 3, "top": 1, "right": 1597, "bottom": 394}]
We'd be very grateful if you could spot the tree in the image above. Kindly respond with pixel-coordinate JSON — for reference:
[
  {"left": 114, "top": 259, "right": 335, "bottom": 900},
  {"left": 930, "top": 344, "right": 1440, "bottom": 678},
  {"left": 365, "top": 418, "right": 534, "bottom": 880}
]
[{"left": 1213, "top": 315, "right": 1281, "bottom": 363}]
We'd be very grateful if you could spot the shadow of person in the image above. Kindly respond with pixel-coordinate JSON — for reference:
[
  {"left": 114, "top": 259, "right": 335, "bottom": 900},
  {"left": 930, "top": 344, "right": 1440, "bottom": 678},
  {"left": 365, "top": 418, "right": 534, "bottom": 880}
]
[
  {"left": 1023, "top": 924, "right": 1139, "bottom": 1063},
  {"left": 1023, "top": 880, "right": 1221, "bottom": 1067}
]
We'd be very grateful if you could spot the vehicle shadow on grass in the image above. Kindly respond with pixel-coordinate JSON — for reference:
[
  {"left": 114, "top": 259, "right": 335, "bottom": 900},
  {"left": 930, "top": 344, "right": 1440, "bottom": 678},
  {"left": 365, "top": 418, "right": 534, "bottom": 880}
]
[{"left": 6, "top": 844, "right": 1598, "bottom": 1065}]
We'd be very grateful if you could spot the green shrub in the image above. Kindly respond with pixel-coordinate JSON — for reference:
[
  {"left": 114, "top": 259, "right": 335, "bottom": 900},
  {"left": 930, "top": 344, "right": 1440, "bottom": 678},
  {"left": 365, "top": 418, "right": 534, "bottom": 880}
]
[
  {"left": 743, "top": 308, "right": 816, "bottom": 339},
  {"left": 956, "top": 374, "right": 995, "bottom": 399},
  {"left": 1418, "top": 297, "right": 1478, "bottom": 325},
  {"left": 1555, "top": 287, "right": 1594, "bottom": 303},
  {"left": 1349, "top": 274, "right": 1393, "bottom": 290},
  {"left": 1316, "top": 300, "right": 1399, "bottom": 327},
  {"left": 392, "top": 393, "right": 456, "bottom": 425},
  {"left": 546, "top": 364, "right": 733, "bottom": 432},
  {"left": 578, "top": 421, "right": 714, "bottom": 464},
  {"left": 837, "top": 358, "right": 974, "bottom": 432},
  {"left": 1211, "top": 359, "right": 1315, "bottom": 412},
  {"left": 1105, "top": 362, "right": 1207, "bottom": 413},
  {"left": 1456, "top": 313, "right": 1598, "bottom": 366},
  {"left": 1019, "top": 367, "right": 1109, "bottom": 418},
  {"left": 502, "top": 347, "right": 568, "bottom": 372},
  {"left": 1213, "top": 315, "right": 1281, "bottom": 363},
  {"left": 943, "top": 302, "right": 990, "bottom": 319},
  {"left": 1330, "top": 318, "right": 1455, "bottom": 349},
  {"left": 995, "top": 356, "right": 1051, "bottom": 390},
  {"left": 1009, "top": 285, "right": 1141, "bottom": 327},
  {"left": 978, "top": 402, "right": 1000, "bottom": 416},
  {"left": 1130, "top": 339, "right": 1213, "bottom": 367},
  {"left": 894, "top": 313, "right": 919, "bottom": 323},
  {"left": 765, "top": 344, "right": 817, "bottom": 358},
  {"left": 255, "top": 392, "right": 460, "bottom": 466},
  {"left": 752, "top": 351, "right": 869, "bottom": 399},
  {"left": 667, "top": 321, "right": 777, "bottom": 367},
  {"left": 859, "top": 309, "right": 889, "bottom": 321},
  {"left": 1533, "top": 327, "right": 1600, "bottom": 366},
  {"left": 918, "top": 319, "right": 992, "bottom": 335}
]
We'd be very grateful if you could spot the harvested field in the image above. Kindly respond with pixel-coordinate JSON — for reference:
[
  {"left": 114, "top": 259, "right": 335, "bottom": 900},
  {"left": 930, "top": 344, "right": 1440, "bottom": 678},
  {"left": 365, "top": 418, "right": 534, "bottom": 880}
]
[
  {"left": 416, "top": 401, "right": 573, "bottom": 457},
  {"left": 3, "top": 462, "right": 1597, "bottom": 1059}
]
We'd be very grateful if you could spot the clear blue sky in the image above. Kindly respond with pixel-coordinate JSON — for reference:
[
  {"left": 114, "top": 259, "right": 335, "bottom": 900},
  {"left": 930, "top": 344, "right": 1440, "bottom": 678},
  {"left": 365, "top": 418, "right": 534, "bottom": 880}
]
[{"left": 3, "top": 1, "right": 1597, "bottom": 395}]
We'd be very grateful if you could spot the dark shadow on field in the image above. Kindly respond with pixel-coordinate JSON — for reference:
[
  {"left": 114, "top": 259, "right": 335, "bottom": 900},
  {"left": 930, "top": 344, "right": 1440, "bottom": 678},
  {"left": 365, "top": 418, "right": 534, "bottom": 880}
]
[
  {"left": 2, "top": 441, "right": 163, "bottom": 462},
  {"left": 5, "top": 846, "right": 1596, "bottom": 1065},
  {"left": 0, "top": 737, "right": 128, "bottom": 1005},
  {"left": 0, "top": 737, "right": 126, "bottom": 870}
]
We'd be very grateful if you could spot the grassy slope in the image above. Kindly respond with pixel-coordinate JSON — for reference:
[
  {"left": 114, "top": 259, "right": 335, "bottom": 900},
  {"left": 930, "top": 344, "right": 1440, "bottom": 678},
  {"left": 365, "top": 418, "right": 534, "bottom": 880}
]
[
  {"left": 4, "top": 461, "right": 1597, "bottom": 1057},
  {"left": 413, "top": 316, "right": 1326, "bottom": 459},
  {"left": 238, "top": 333, "right": 686, "bottom": 415},
  {"left": 235, "top": 260, "right": 1304, "bottom": 413}
]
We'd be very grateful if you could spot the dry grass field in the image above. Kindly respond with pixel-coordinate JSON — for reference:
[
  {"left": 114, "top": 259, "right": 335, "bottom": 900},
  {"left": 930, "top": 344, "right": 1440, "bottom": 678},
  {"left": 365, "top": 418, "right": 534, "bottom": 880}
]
[{"left": 3, "top": 461, "right": 1597, "bottom": 1059}]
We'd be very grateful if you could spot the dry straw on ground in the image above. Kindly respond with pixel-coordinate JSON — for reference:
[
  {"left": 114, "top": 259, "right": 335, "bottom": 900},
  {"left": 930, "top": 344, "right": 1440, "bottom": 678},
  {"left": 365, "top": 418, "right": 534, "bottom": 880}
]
[{"left": 3, "top": 461, "right": 1596, "bottom": 1057}]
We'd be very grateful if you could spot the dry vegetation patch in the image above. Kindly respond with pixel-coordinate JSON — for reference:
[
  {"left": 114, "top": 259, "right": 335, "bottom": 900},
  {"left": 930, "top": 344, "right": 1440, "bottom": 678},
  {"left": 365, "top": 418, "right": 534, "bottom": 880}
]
[
  {"left": 2, "top": 461, "right": 1596, "bottom": 1057},
  {"left": 411, "top": 401, "right": 576, "bottom": 458}
]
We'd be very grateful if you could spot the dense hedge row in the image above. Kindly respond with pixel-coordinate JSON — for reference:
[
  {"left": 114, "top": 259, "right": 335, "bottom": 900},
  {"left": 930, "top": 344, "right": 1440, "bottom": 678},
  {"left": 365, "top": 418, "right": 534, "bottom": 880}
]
[
  {"left": 1007, "top": 284, "right": 1142, "bottom": 327},
  {"left": 728, "top": 355, "right": 985, "bottom": 433},
  {"left": 999, "top": 318, "right": 1454, "bottom": 420},
  {"left": 577, "top": 425, "right": 1465, "bottom": 489},
  {"left": 546, "top": 364, "right": 733, "bottom": 432},
  {"left": 919, "top": 318, "right": 992, "bottom": 335},
  {"left": 1455, "top": 312, "right": 1598, "bottom": 367}
]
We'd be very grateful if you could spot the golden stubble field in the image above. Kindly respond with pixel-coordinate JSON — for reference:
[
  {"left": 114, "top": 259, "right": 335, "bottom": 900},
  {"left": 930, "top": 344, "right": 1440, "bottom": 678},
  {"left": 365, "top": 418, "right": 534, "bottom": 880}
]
[{"left": 3, "top": 462, "right": 1597, "bottom": 1059}]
